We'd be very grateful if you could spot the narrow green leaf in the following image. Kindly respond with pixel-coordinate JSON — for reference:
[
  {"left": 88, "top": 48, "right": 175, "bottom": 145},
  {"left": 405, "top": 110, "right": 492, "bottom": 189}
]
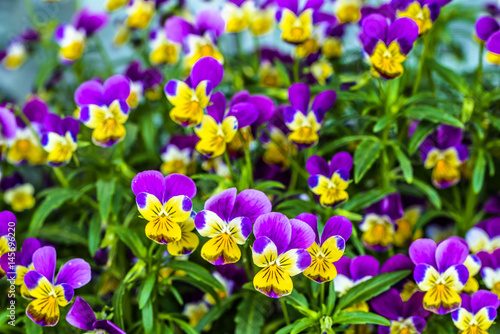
[
  {"left": 96, "top": 178, "right": 116, "bottom": 222},
  {"left": 334, "top": 311, "right": 391, "bottom": 326},
  {"left": 166, "top": 261, "right": 225, "bottom": 291},
  {"left": 235, "top": 294, "right": 269, "bottom": 334},
  {"left": 373, "top": 115, "right": 390, "bottom": 133},
  {"left": 318, "top": 135, "right": 374, "bottom": 155},
  {"left": 354, "top": 139, "right": 382, "bottom": 183},
  {"left": 343, "top": 188, "right": 396, "bottom": 212},
  {"left": 405, "top": 106, "right": 463, "bottom": 129},
  {"left": 414, "top": 210, "right": 452, "bottom": 232},
  {"left": 138, "top": 275, "right": 156, "bottom": 309},
  {"left": 392, "top": 146, "right": 413, "bottom": 183},
  {"left": 112, "top": 226, "right": 147, "bottom": 260},
  {"left": 171, "top": 276, "right": 220, "bottom": 304},
  {"left": 171, "top": 318, "right": 198, "bottom": 334},
  {"left": 290, "top": 318, "right": 315, "bottom": 334},
  {"left": 408, "top": 121, "right": 437, "bottom": 155},
  {"left": 326, "top": 280, "right": 336, "bottom": 315},
  {"left": 142, "top": 299, "right": 154, "bottom": 334},
  {"left": 88, "top": 214, "right": 101, "bottom": 256},
  {"left": 412, "top": 178, "right": 442, "bottom": 209},
  {"left": 473, "top": 150, "right": 486, "bottom": 194}
]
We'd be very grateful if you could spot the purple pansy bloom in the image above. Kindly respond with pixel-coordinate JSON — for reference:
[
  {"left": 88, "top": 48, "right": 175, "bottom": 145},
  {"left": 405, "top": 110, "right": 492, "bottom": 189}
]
[
  {"left": 360, "top": 193, "right": 403, "bottom": 252},
  {"left": 418, "top": 124, "right": 468, "bottom": 188},
  {"left": 361, "top": 14, "right": 418, "bottom": 79},
  {"left": 485, "top": 194, "right": 500, "bottom": 214},
  {"left": 410, "top": 238, "right": 469, "bottom": 314},
  {"left": 252, "top": 212, "right": 315, "bottom": 298},
  {"left": 466, "top": 218, "right": 500, "bottom": 255},
  {"left": 41, "top": 113, "right": 80, "bottom": 167},
  {"left": 131, "top": 171, "right": 196, "bottom": 245},
  {"left": 297, "top": 213, "right": 352, "bottom": 283},
  {"left": 390, "top": 0, "right": 452, "bottom": 35},
  {"left": 161, "top": 134, "right": 199, "bottom": 176},
  {"left": 283, "top": 83, "right": 337, "bottom": 148},
  {"left": 75, "top": 75, "right": 131, "bottom": 147},
  {"left": 0, "top": 211, "right": 16, "bottom": 278},
  {"left": 229, "top": 90, "right": 276, "bottom": 128},
  {"left": 24, "top": 246, "right": 91, "bottom": 326},
  {"left": 124, "top": 61, "right": 163, "bottom": 108},
  {"left": 452, "top": 290, "right": 499, "bottom": 333},
  {"left": 361, "top": 4, "right": 396, "bottom": 22},
  {"left": 476, "top": 249, "right": 500, "bottom": 297},
  {"left": 307, "top": 152, "right": 352, "bottom": 207},
  {"left": 275, "top": 0, "right": 325, "bottom": 44},
  {"left": 371, "top": 289, "right": 429, "bottom": 334},
  {"left": 67, "top": 297, "right": 126, "bottom": 334},
  {"left": 475, "top": 16, "right": 500, "bottom": 64},
  {"left": 0, "top": 173, "right": 36, "bottom": 212},
  {"left": 195, "top": 187, "right": 272, "bottom": 265}
]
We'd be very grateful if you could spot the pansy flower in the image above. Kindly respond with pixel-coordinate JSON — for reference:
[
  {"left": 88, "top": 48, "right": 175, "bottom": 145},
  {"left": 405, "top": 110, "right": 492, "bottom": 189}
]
[
  {"left": 275, "top": 0, "right": 324, "bottom": 44},
  {"left": 463, "top": 254, "right": 482, "bottom": 294},
  {"left": 391, "top": 0, "right": 453, "bottom": 35},
  {"left": 67, "top": 297, "right": 126, "bottom": 333},
  {"left": 161, "top": 134, "right": 198, "bottom": 176},
  {"left": 371, "top": 289, "right": 429, "bottom": 334},
  {"left": 126, "top": 0, "right": 156, "bottom": 29},
  {"left": 7, "top": 97, "right": 48, "bottom": 165},
  {"left": 466, "top": 218, "right": 500, "bottom": 255},
  {"left": 475, "top": 16, "right": 500, "bottom": 64},
  {"left": 247, "top": 1, "right": 276, "bottom": 36},
  {"left": 195, "top": 187, "right": 271, "bottom": 265},
  {"left": 283, "top": 83, "right": 337, "bottom": 148},
  {"left": 360, "top": 193, "right": 403, "bottom": 251},
  {"left": 361, "top": 14, "right": 419, "bottom": 79},
  {"left": 334, "top": 0, "right": 364, "bottom": 23},
  {"left": 124, "top": 61, "right": 163, "bottom": 107},
  {"left": 297, "top": 213, "right": 352, "bottom": 283},
  {"left": 334, "top": 255, "right": 379, "bottom": 311},
  {"left": 184, "top": 301, "right": 210, "bottom": 330},
  {"left": 24, "top": 246, "right": 91, "bottom": 326},
  {"left": 0, "top": 30, "right": 39, "bottom": 70},
  {"left": 131, "top": 171, "right": 196, "bottom": 244},
  {"left": 0, "top": 238, "right": 40, "bottom": 296},
  {"left": 222, "top": 0, "right": 276, "bottom": 36},
  {"left": 165, "top": 57, "right": 223, "bottom": 127},
  {"left": 0, "top": 107, "right": 17, "bottom": 160},
  {"left": 167, "top": 211, "right": 199, "bottom": 256},
  {"left": 307, "top": 152, "right": 352, "bottom": 207},
  {"left": 1, "top": 173, "right": 36, "bottom": 212},
  {"left": 252, "top": 212, "right": 315, "bottom": 298},
  {"left": 41, "top": 113, "right": 79, "bottom": 167},
  {"left": 321, "top": 23, "right": 345, "bottom": 59},
  {"left": 258, "top": 49, "right": 294, "bottom": 88},
  {"left": 194, "top": 92, "right": 258, "bottom": 158},
  {"left": 0, "top": 211, "right": 16, "bottom": 279},
  {"left": 75, "top": 75, "right": 131, "bottom": 147},
  {"left": 410, "top": 238, "right": 469, "bottom": 314},
  {"left": 418, "top": 124, "right": 469, "bottom": 188},
  {"left": 54, "top": 9, "right": 108, "bottom": 63},
  {"left": 477, "top": 249, "right": 500, "bottom": 297},
  {"left": 165, "top": 8, "right": 225, "bottom": 68},
  {"left": 149, "top": 28, "right": 181, "bottom": 65},
  {"left": 452, "top": 290, "right": 499, "bottom": 334}
]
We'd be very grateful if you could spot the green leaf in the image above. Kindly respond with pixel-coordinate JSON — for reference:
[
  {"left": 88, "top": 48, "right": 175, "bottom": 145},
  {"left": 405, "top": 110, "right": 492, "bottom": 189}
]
[
  {"left": 235, "top": 294, "right": 269, "bottom": 334},
  {"left": 28, "top": 188, "right": 82, "bottom": 237},
  {"left": 408, "top": 121, "right": 437, "bottom": 155},
  {"left": 354, "top": 138, "right": 382, "bottom": 183},
  {"left": 318, "top": 135, "right": 374, "bottom": 155},
  {"left": 284, "top": 290, "right": 309, "bottom": 309},
  {"left": 392, "top": 146, "right": 413, "bottom": 183},
  {"left": 142, "top": 299, "right": 154, "bottom": 334},
  {"left": 343, "top": 188, "right": 396, "bottom": 212},
  {"left": 336, "top": 270, "right": 411, "bottom": 311},
  {"left": 473, "top": 150, "right": 486, "bottom": 194},
  {"left": 88, "top": 214, "right": 101, "bottom": 256},
  {"left": 326, "top": 280, "right": 336, "bottom": 315},
  {"left": 165, "top": 261, "right": 225, "bottom": 291},
  {"left": 140, "top": 111, "right": 158, "bottom": 154},
  {"left": 373, "top": 115, "right": 390, "bottom": 133},
  {"left": 96, "top": 178, "right": 116, "bottom": 222},
  {"left": 254, "top": 181, "right": 286, "bottom": 191},
  {"left": 412, "top": 178, "right": 442, "bottom": 209},
  {"left": 171, "top": 318, "right": 198, "bottom": 334},
  {"left": 171, "top": 276, "right": 220, "bottom": 304},
  {"left": 334, "top": 311, "right": 391, "bottom": 326},
  {"left": 138, "top": 275, "right": 156, "bottom": 309},
  {"left": 274, "top": 59, "right": 291, "bottom": 87},
  {"left": 404, "top": 106, "right": 463, "bottom": 129},
  {"left": 290, "top": 318, "right": 315, "bottom": 334},
  {"left": 427, "top": 59, "right": 469, "bottom": 94},
  {"left": 112, "top": 226, "right": 147, "bottom": 260}
]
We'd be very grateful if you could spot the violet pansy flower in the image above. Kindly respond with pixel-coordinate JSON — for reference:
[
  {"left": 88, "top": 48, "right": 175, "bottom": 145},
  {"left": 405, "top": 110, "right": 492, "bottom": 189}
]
[
  {"left": 252, "top": 212, "right": 315, "bottom": 298},
  {"left": 371, "top": 289, "right": 429, "bottom": 334},
  {"left": 195, "top": 187, "right": 271, "bottom": 265},
  {"left": 75, "top": 75, "right": 131, "bottom": 147},
  {"left": 466, "top": 218, "right": 500, "bottom": 255},
  {"left": 24, "top": 246, "right": 91, "bottom": 326},
  {"left": 275, "top": 0, "right": 324, "bottom": 44},
  {"left": 1, "top": 173, "right": 36, "bottom": 212},
  {"left": 452, "top": 290, "right": 499, "bottom": 334},
  {"left": 41, "top": 113, "right": 80, "bottom": 167},
  {"left": 0, "top": 211, "right": 16, "bottom": 279},
  {"left": 476, "top": 249, "right": 500, "bottom": 298},
  {"left": 284, "top": 83, "right": 337, "bottom": 148},
  {"left": 161, "top": 134, "right": 198, "bottom": 176},
  {"left": 149, "top": 28, "right": 181, "bottom": 65},
  {"left": 361, "top": 14, "right": 419, "bottom": 79},
  {"left": 307, "top": 152, "right": 352, "bottom": 207},
  {"left": 391, "top": 0, "right": 452, "bottom": 35},
  {"left": 124, "top": 61, "right": 163, "bottom": 108},
  {"left": 475, "top": 16, "right": 500, "bottom": 64},
  {"left": 67, "top": 297, "right": 126, "bottom": 333},
  {"left": 126, "top": 0, "right": 156, "bottom": 29},
  {"left": 131, "top": 171, "right": 196, "bottom": 245},
  {"left": 0, "top": 30, "right": 39, "bottom": 70},
  {"left": 410, "top": 238, "right": 469, "bottom": 314},
  {"left": 165, "top": 57, "right": 224, "bottom": 127},
  {"left": 297, "top": 213, "right": 352, "bottom": 283}
]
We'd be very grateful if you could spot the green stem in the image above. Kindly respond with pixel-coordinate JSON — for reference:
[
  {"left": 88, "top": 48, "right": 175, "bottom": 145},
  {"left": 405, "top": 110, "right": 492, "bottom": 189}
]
[
  {"left": 280, "top": 299, "right": 290, "bottom": 325},
  {"left": 242, "top": 243, "right": 253, "bottom": 281},
  {"left": 412, "top": 34, "right": 430, "bottom": 96},
  {"left": 223, "top": 151, "right": 237, "bottom": 184},
  {"left": 319, "top": 283, "right": 325, "bottom": 308},
  {"left": 53, "top": 168, "right": 70, "bottom": 188},
  {"left": 475, "top": 43, "right": 484, "bottom": 94},
  {"left": 238, "top": 130, "right": 254, "bottom": 188}
]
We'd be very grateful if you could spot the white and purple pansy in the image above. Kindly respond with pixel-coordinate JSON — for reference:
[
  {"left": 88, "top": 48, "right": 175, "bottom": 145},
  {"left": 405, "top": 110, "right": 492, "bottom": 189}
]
[
  {"left": 452, "top": 290, "right": 500, "bottom": 333},
  {"left": 41, "top": 113, "right": 80, "bottom": 167}
]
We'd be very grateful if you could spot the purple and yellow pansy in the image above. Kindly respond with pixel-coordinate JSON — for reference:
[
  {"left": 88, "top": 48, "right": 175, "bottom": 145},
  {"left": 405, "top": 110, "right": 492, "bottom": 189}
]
[
  {"left": 452, "top": 290, "right": 499, "bottom": 334},
  {"left": 252, "top": 212, "right": 315, "bottom": 298},
  {"left": 476, "top": 16, "right": 500, "bottom": 64},
  {"left": 298, "top": 213, "right": 352, "bottom": 283},
  {"left": 165, "top": 57, "right": 223, "bottom": 127},
  {"left": 466, "top": 218, "right": 500, "bottom": 255},
  {"left": 0, "top": 30, "right": 38, "bottom": 71},
  {"left": 41, "top": 113, "right": 79, "bottom": 167},
  {"left": 410, "top": 238, "right": 469, "bottom": 314},
  {"left": 1, "top": 173, "right": 36, "bottom": 212},
  {"left": 161, "top": 134, "right": 198, "bottom": 176},
  {"left": 149, "top": 28, "right": 181, "bottom": 65},
  {"left": 390, "top": 0, "right": 451, "bottom": 35},
  {"left": 195, "top": 187, "right": 271, "bottom": 265},
  {"left": 126, "top": 0, "right": 156, "bottom": 29},
  {"left": 275, "top": 0, "right": 323, "bottom": 44},
  {"left": 477, "top": 249, "right": 500, "bottom": 298},
  {"left": 0, "top": 211, "right": 16, "bottom": 279},
  {"left": 283, "top": 83, "right": 337, "bottom": 148},
  {"left": 67, "top": 296, "right": 126, "bottom": 333},
  {"left": 75, "top": 75, "right": 131, "bottom": 147},
  {"left": 124, "top": 61, "right": 163, "bottom": 107},
  {"left": 167, "top": 211, "right": 199, "bottom": 256},
  {"left": 307, "top": 152, "right": 352, "bottom": 207},
  {"left": 23, "top": 246, "right": 91, "bottom": 326},
  {"left": 361, "top": 14, "right": 419, "bottom": 79}
]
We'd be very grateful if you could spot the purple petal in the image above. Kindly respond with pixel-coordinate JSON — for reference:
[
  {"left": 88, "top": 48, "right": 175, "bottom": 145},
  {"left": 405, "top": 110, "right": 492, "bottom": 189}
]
[
  {"left": 288, "top": 219, "right": 315, "bottom": 250},
  {"left": 306, "top": 155, "right": 330, "bottom": 177},
  {"left": 253, "top": 213, "right": 292, "bottom": 255},
  {"left": 61, "top": 117, "right": 80, "bottom": 139},
  {"left": 329, "top": 152, "right": 353, "bottom": 174},
  {"left": 436, "top": 125, "right": 463, "bottom": 149},
  {"left": 23, "top": 97, "right": 49, "bottom": 123},
  {"left": 321, "top": 216, "right": 352, "bottom": 245},
  {"left": 476, "top": 16, "right": 500, "bottom": 41},
  {"left": 226, "top": 102, "right": 258, "bottom": 128},
  {"left": 248, "top": 95, "right": 275, "bottom": 126},
  {"left": 32, "top": 246, "right": 57, "bottom": 283},
  {"left": 0, "top": 211, "right": 16, "bottom": 236},
  {"left": 409, "top": 239, "right": 437, "bottom": 267},
  {"left": 24, "top": 270, "right": 45, "bottom": 291},
  {"left": 0, "top": 107, "right": 17, "bottom": 139},
  {"left": 73, "top": 8, "right": 108, "bottom": 36},
  {"left": 484, "top": 195, "right": 500, "bottom": 214},
  {"left": 165, "top": 16, "right": 194, "bottom": 44},
  {"left": 230, "top": 90, "right": 250, "bottom": 106},
  {"left": 409, "top": 316, "right": 427, "bottom": 333},
  {"left": 403, "top": 291, "right": 429, "bottom": 318},
  {"left": 163, "top": 174, "right": 197, "bottom": 202},
  {"left": 131, "top": 171, "right": 165, "bottom": 202},
  {"left": 311, "top": 90, "right": 337, "bottom": 122},
  {"left": 471, "top": 290, "right": 500, "bottom": 314},
  {"left": 459, "top": 293, "right": 472, "bottom": 313},
  {"left": 55, "top": 259, "right": 91, "bottom": 289},
  {"left": 59, "top": 283, "right": 75, "bottom": 305},
  {"left": 75, "top": 80, "right": 104, "bottom": 106},
  {"left": 388, "top": 18, "right": 419, "bottom": 54},
  {"left": 204, "top": 188, "right": 237, "bottom": 222},
  {"left": 93, "top": 319, "right": 127, "bottom": 334},
  {"left": 277, "top": 0, "right": 299, "bottom": 14},
  {"left": 230, "top": 189, "right": 272, "bottom": 224},
  {"left": 436, "top": 238, "right": 469, "bottom": 273},
  {"left": 21, "top": 238, "right": 41, "bottom": 267},
  {"left": 103, "top": 75, "right": 130, "bottom": 105},
  {"left": 66, "top": 296, "right": 95, "bottom": 331},
  {"left": 191, "top": 57, "right": 224, "bottom": 88},
  {"left": 335, "top": 256, "right": 351, "bottom": 277},
  {"left": 362, "top": 14, "right": 389, "bottom": 42},
  {"left": 294, "top": 213, "right": 319, "bottom": 244},
  {"left": 350, "top": 255, "right": 379, "bottom": 281},
  {"left": 365, "top": 193, "right": 403, "bottom": 221},
  {"left": 370, "top": 289, "right": 402, "bottom": 320},
  {"left": 380, "top": 254, "right": 414, "bottom": 274},
  {"left": 0, "top": 252, "right": 20, "bottom": 277},
  {"left": 288, "top": 83, "right": 310, "bottom": 113},
  {"left": 195, "top": 8, "right": 225, "bottom": 38},
  {"left": 303, "top": 0, "right": 324, "bottom": 11},
  {"left": 207, "top": 92, "right": 226, "bottom": 124}
]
